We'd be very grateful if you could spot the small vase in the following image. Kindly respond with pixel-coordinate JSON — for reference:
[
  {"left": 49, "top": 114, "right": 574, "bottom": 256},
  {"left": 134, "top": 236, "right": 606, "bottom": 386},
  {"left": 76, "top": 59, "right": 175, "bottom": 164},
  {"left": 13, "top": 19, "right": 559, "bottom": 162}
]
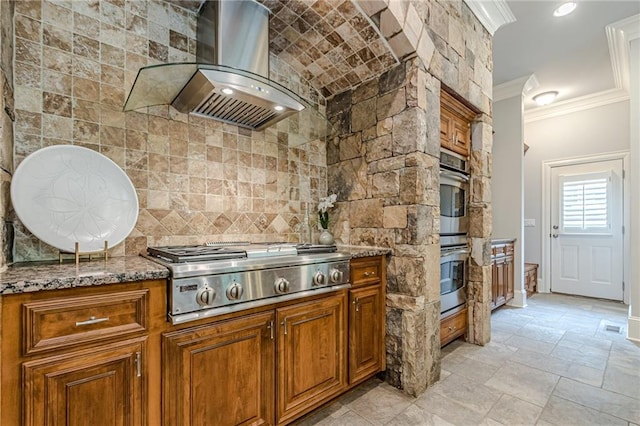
[{"left": 318, "top": 229, "right": 334, "bottom": 245}]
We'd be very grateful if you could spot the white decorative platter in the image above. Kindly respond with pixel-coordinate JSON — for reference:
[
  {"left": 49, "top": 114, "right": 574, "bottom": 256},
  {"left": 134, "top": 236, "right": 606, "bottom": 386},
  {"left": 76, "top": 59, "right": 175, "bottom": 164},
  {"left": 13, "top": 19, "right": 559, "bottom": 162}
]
[{"left": 10, "top": 145, "right": 139, "bottom": 253}]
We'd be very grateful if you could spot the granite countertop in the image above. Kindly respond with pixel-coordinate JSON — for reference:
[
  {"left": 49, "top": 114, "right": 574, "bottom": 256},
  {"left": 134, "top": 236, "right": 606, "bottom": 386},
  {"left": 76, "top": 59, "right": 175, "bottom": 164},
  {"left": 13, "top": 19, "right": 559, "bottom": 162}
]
[
  {"left": 491, "top": 237, "right": 517, "bottom": 244},
  {"left": 337, "top": 245, "right": 392, "bottom": 258},
  {"left": 0, "top": 256, "right": 170, "bottom": 295},
  {"left": 0, "top": 246, "right": 391, "bottom": 296}
]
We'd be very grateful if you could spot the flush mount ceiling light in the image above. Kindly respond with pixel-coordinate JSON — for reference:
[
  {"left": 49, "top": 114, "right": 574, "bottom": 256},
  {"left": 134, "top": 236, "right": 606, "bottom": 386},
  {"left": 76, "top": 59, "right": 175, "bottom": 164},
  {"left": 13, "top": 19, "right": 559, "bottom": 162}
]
[
  {"left": 553, "top": 2, "right": 577, "bottom": 17},
  {"left": 533, "top": 91, "right": 559, "bottom": 106}
]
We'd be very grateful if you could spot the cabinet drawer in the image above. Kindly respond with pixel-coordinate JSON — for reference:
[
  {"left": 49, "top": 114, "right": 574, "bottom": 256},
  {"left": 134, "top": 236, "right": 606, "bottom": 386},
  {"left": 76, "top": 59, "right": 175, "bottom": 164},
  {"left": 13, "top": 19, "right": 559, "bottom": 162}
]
[
  {"left": 440, "top": 307, "right": 467, "bottom": 346},
  {"left": 350, "top": 258, "right": 382, "bottom": 286},
  {"left": 23, "top": 289, "right": 148, "bottom": 355}
]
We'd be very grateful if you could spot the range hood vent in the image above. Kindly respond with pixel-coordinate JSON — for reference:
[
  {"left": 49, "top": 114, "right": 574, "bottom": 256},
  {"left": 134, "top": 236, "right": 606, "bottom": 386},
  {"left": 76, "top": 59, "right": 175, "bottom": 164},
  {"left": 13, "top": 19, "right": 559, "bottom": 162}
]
[{"left": 123, "top": 0, "right": 310, "bottom": 132}]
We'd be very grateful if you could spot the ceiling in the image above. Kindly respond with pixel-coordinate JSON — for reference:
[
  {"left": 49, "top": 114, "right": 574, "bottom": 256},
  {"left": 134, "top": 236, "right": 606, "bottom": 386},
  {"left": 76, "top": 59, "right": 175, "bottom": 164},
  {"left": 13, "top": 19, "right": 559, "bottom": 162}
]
[{"left": 492, "top": 0, "right": 639, "bottom": 110}]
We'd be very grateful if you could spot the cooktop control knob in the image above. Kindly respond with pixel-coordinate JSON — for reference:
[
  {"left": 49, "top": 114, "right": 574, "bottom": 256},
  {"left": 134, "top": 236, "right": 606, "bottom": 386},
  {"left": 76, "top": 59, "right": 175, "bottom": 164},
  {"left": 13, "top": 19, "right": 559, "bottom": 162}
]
[
  {"left": 274, "top": 277, "right": 290, "bottom": 294},
  {"left": 312, "top": 271, "right": 326, "bottom": 286},
  {"left": 329, "top": 269, "right": 343, "bottom": 283},
  {"left": 195, "top": 286, "right": 216, "bottom": 307},
  {"left": 226, "top": 282, "right": 244, "bottom": 301}
]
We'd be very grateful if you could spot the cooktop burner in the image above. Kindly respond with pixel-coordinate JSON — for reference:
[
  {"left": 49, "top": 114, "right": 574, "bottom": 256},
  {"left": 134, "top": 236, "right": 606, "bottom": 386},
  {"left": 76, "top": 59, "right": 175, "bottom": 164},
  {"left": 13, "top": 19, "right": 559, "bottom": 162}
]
[{"left": 146, "top": 243, "right": 337, "bottom": 264}]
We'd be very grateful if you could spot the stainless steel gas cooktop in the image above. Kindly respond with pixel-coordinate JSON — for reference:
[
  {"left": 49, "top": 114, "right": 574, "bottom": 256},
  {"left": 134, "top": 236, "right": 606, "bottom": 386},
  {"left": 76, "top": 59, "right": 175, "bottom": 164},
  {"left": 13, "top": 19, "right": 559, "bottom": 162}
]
[{"left": 143, "top": 242, "right": 350, "bottom": 324}]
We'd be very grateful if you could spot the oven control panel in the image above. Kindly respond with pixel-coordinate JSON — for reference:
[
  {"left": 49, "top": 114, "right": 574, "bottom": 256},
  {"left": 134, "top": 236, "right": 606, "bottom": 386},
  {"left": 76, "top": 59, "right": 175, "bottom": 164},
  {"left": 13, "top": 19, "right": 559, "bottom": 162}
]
[{"left": 170, "top": 260, "right": 350, "bottom": 317}]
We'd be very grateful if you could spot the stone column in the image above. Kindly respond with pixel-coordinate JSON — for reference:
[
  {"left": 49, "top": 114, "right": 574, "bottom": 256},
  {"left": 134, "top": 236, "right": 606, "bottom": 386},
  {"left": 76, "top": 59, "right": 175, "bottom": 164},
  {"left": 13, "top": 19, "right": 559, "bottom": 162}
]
[
  {"left": 327, "top": 58, "right": 443, "bottom": 396},
  {"left": 467, "top": 115, "right": 493, "bottom": 345}
]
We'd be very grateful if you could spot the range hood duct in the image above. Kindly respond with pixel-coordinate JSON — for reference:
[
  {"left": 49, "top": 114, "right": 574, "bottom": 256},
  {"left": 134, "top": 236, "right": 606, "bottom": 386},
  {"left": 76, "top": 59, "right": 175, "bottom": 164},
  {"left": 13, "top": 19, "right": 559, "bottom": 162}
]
[{"left": 123, "top": 0, "right": 306, "bottom": 131}]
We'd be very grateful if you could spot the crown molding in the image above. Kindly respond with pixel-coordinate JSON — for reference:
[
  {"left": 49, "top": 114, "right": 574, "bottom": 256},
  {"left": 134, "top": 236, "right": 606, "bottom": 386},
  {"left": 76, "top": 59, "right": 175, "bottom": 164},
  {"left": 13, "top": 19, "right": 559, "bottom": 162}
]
[
  {"left": 493, "top": 74, "right": 539, "bottom": 101},
  {"left": 606, "top": 14, "right": 640, "bottom": 92},
  {"left": 463, "top": 0, "right": 516, "bottom": 36},
  {"left": 524, "top": 88, "right": 629, "bottom": 123}
]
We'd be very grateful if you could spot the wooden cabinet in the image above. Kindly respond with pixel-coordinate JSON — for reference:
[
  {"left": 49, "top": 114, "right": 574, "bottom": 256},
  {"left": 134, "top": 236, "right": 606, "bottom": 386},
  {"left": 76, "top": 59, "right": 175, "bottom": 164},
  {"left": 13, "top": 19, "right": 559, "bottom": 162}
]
[
  {"left": 491, "top": 241, "right": 515, "bottom": 310},
  {"left": 23, "top": 337, "right": 146, "bottom": 426},
  {"left": 525, "top": 263, "right": 538, "bottom": 297},
  {"left": 163, "top": 311, "right": 275, "bottom": 426},
  {"left": 276, "top": 293, "right": 347, "bottom": 424},
  {"left": 1, "top": 256, "right": 388, "bottom": 426},
  {"left": 440, "top": 89, "right": 476, "bottom": 158},
  {"left": 440, "top": 307, "right": 467, "bottom": 347},
  {"left": 348, "top": 256, "right": 386, "bottom": 385},
  {"left": 0, "top": 280, "right": 166, "bottom": 426}
]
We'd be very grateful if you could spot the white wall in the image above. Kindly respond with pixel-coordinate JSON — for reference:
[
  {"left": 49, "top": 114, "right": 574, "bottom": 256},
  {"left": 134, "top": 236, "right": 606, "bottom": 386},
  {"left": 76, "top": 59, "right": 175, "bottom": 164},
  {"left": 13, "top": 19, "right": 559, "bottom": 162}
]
[
  {"left": 628, "top": 37, "right": 640, "bottom": 341},
  {"left": 523, "top": 101, "right": 631, "bottom": 283},
  {"left": 493, "top": 95, "right": 525, "bottom": 306}
]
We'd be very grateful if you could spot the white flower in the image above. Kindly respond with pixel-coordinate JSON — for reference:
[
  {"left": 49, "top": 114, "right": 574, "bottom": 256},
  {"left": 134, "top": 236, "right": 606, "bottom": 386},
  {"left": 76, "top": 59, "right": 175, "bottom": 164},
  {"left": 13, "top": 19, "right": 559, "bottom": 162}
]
[{"left": 318, "top": 193, "right": 337, "bottom": 213}]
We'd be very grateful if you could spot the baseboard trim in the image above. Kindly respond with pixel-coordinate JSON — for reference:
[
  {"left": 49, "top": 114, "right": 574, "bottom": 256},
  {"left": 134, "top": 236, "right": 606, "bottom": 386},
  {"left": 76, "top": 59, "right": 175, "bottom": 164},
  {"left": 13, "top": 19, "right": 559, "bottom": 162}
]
[
  {"left": 508, "top": 289, "right": 527, "bottom": 308},
  {"left": 627, "top": 308, "right": 640, "bottom": 342}
]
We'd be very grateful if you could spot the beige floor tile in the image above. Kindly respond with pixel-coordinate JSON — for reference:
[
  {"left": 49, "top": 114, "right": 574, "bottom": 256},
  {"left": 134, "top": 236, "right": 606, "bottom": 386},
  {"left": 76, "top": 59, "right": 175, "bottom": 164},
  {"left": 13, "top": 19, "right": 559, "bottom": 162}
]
[
  {"left": 512, "top": 349, "right": 604, "bottom": 387},
  {"left": 414, "top": 392, "right": 486, "bottom": 426},
  {"left": 385, "top": 404, "right": 456, "bottom": 426},
  {"left": 553, "top": 378, "right": 640, "bottom": 423},
  {"left": 484, "top": 361, "right": 559, "bottom": 407},
  {"left": 430, "top": 373, "right": 502, "bottom": 415},
  {"left": 538, "top": 395, "right": 627, "bottom": 426},
  {"left": 346, "top": 382, "right": 414, "bottom": 425},
  {"left": 515, "top": 323, "right": 565, "bottom": 344},
  {"left": 504, "top": 334, "right": 556, "bottom": 354},
  {"left": 487, "top": 394, "right": 542, "bottom": 426},
  {"left": 441, "top": 354, "right": 499, "bottom": 384},
  {"left": 602, "top": 362, "right": 640, "bottom": 399}
]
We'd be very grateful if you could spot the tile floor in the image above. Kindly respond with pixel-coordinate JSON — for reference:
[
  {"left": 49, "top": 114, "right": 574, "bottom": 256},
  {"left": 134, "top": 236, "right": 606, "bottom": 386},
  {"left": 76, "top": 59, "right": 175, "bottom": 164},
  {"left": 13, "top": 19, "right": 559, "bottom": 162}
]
[{"left": 293, "top": 293, "right": 640, "bottom": 425}]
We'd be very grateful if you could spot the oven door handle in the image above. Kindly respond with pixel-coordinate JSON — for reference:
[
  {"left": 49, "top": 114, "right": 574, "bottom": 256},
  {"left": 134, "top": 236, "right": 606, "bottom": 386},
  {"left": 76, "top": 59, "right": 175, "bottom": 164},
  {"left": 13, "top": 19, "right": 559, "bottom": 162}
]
[
  {"left": 440, "top": 248, "right": 469, "bottom": 258},
  {"left": 440, "top": 169, "right": 470, "bottom": 182}
]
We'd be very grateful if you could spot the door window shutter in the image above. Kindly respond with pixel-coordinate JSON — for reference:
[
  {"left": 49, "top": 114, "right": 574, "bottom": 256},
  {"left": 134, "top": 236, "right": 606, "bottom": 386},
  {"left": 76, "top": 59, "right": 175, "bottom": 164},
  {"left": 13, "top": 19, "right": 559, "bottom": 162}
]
[{"left": 560, "top": 172, "right": 611, "bottom": 234}]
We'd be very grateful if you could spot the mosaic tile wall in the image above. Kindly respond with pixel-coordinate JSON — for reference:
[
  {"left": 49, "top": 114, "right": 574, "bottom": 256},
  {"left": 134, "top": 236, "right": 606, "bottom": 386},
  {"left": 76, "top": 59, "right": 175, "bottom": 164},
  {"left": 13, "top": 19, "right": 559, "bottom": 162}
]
[{"left": 10, "top": 0, "right": 329, "bottom": 262}]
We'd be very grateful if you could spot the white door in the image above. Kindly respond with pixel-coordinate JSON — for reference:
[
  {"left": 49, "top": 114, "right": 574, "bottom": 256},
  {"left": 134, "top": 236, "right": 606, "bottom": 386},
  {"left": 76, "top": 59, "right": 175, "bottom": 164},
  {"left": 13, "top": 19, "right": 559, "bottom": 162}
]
[{"left": 550, "top": 159, "right": 624, "bottom": 300}]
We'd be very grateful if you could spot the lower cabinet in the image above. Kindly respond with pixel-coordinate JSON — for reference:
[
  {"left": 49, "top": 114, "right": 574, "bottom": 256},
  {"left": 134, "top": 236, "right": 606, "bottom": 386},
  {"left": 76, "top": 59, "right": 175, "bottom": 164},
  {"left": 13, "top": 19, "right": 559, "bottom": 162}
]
[
  {"left": 440, "top": 307, "right": 467, "bottom": 347},
  {"left": 23, "top": 337, "right": 146, "bottom": 426},
  {"left": 162, "top": 311, "right": 275, "bottom": 426},
  {"left": 491, "top": 241, "right": 515, "bottom": 310},
  {"left": 276, "top": 293, "right": 347, "bottom": 424}
]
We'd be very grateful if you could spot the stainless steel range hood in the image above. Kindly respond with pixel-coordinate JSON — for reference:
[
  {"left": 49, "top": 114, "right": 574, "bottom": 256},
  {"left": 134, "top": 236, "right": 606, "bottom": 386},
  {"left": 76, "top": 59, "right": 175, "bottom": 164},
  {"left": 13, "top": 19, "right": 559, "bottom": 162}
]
[{"left": 123, "top": 0, "right": 307, "bottom": 131}]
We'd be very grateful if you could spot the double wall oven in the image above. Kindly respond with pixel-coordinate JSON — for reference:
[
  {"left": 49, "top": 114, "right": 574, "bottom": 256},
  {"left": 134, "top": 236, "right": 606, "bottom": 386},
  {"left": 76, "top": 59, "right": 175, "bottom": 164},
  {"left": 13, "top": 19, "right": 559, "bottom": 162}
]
[{"left": 439, "top": 149, "right": 469, "bottom": 315}]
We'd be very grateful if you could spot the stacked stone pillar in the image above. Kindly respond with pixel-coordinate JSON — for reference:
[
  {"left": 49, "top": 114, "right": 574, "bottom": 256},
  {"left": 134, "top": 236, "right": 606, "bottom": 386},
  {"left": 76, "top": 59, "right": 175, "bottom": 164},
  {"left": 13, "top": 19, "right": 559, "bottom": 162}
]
[{"left": 327, "top": 58, "right": 444, "bottom": 396}]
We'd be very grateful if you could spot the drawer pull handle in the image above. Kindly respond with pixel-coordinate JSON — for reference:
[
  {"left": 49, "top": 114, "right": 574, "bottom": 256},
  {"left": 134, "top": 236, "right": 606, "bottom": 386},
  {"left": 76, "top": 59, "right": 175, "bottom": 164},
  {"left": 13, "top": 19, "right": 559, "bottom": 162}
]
[
  {"left": 363, "top": 271, "right": 375, "bottom": 277},
  {"left": 75, "top": 316, "right": 109, "bottom": 327}
]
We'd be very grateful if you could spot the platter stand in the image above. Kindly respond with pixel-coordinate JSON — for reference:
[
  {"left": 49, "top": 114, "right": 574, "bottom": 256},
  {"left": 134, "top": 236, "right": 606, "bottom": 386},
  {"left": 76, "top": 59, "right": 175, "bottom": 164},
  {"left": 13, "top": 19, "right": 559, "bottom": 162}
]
[{"left": 58, "top": 241, "right": 109, "bottom": 265}]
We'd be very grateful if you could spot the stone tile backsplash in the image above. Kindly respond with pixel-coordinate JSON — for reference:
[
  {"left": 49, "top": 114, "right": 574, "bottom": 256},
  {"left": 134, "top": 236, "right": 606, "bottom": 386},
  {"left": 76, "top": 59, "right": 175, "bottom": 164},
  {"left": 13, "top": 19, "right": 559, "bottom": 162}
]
[{"left": 11, "top": 0, "right": 329, "bottom": 261}]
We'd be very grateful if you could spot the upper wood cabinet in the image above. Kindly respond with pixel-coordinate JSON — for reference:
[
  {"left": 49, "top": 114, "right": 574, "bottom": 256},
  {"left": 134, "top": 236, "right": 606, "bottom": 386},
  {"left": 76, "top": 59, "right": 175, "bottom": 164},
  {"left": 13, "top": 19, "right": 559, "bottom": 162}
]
[{"left": 440, "top": 89, "right": 476, "bottom": 158}]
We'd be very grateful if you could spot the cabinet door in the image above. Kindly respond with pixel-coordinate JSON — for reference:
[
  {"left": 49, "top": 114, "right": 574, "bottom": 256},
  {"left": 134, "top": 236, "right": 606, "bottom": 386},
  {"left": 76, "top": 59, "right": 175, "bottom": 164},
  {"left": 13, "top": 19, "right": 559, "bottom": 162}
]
[
  {"left": 276, "top": 293, "right": 347, "bottom": 424},
  {"left": 23, "top": 337, "right": 146, "bottom": 426},
  {"left": 349, "top": 285, "right": 383, "bottom": 384},
  {"left": 440, "top": 111, "right": 454, "bottom": 151},
  {"left": 451, "top": 118, "right": 471, "bottom": 156},
  {"left": 505, "top": 255, "right": 515, "bottom": 302},
  {"left": 494, "top": 257, "right": 507, "bottom": 308},
  {"left": 163, "top": 312, "right": 275, "bottom": 426},
  {"left": 491, "top": 257, "right": 498, "bottom": 310}
]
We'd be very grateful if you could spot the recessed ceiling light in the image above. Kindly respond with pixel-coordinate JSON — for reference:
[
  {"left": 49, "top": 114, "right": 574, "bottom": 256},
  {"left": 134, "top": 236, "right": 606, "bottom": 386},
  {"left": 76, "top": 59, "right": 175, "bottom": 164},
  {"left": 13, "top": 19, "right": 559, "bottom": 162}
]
[
  {"left": 221, "top": 88, "right": 233, "bottom": 95},
  {"left": 274, "top": 105, "right": 284, "bottom": 111},
  {"left": 533, "top": 91, "right": 559, "bottom": 106},
  {"left": 553, "top": 2, "right": 577, "bottom": 17}
]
